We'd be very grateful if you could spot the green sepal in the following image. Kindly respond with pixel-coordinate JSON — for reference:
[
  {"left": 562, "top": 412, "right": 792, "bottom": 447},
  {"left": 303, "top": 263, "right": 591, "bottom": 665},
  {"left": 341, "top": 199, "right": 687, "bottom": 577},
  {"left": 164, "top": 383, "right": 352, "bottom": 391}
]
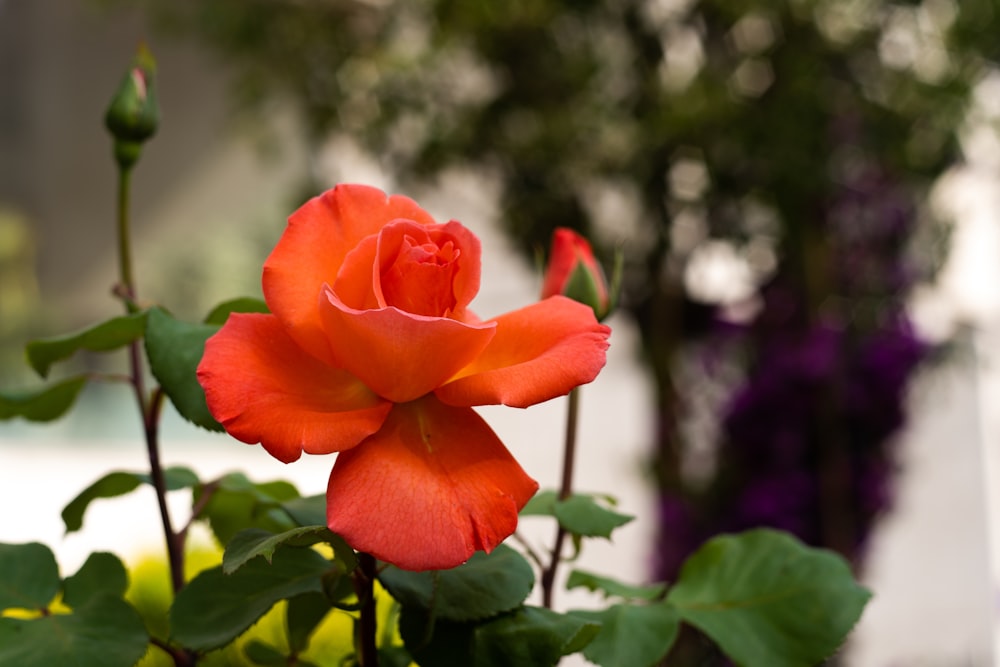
[
  {"left": 25, "top": 311, "right": 147, "bottom": 378},
  {"left": 667, "top": 529, "right": 871, "bottom": 667},
  {"left": 105, "top": 44, "right": 158, "bottom": 169},
  {"left": 0, "top": 375, "right": 87, "bottom": 422},
  {"left": 562, "top": 260, "right": 607, "bottom": 319}
]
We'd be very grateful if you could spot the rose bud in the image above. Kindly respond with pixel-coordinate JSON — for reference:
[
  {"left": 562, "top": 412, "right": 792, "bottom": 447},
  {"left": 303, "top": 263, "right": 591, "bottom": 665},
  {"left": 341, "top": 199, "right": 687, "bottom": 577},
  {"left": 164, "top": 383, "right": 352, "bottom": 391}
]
[
  {"left": 105, "top": 44, "right": 159, "bottom": 168},
  {"left": 541, "top": 227, "right": 615, "bottom": 320}
]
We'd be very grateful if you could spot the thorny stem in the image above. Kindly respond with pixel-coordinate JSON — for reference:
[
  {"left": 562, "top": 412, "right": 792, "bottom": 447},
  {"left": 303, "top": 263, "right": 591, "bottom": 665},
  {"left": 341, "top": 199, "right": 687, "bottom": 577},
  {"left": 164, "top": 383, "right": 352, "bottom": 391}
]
[
  {"left": 541, "top": 388, "right": 581, "bottom": 609},
  {"left": 353, "top": 553, "right": 379, "bottom": 667},
  {"left": 145, "top": 388, "right": 185, "bottom": 594},
  {"left": 116, "top": 165, "right": 192, "bottom": 666}
]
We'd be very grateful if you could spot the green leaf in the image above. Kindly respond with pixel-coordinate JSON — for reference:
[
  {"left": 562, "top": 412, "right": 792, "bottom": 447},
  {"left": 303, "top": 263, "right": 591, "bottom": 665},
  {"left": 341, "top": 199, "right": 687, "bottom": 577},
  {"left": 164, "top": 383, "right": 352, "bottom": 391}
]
[
  {"left": 281, "top": 494, "right": 327, "bottom": 527},
  {"left": 25, "top": 312, "right": 147, "bottom": 378},
  {"left": 553, "top": 495, "right": 633, "bottom": 539},
  {"left": 322, "top": 560, "right": 358, "bottom": 611},
  {"left": 195, "top": 473, "right": 300, "bottom": 545},
  {"left": 62, "top": 552, "right": 128, "bottom": 608},
  {"left": 570, "top": 603, "right": 679, "bottom": 667},
  {"left": 520, "top": 490, "right": 558, "bottom": 517},
  {"left": 473, "top": 606, "right": 600, "bottom": 667},
  {"left": 0, "top": 595, "right": 148, "bottom": 667},
  {"left": 62, "top": 467, "right": 198, "bottom": 534},
  {"left": 222, "top": 526, "right": 339, "bottom": 574},
  {"left": 62, "top": 473, "right": 141, "bottom": 533},
  {"left": 243, "top": 639, "right": 287, "bottom": 666},
  {"left": 399, "top": 605, "right": 599, "bottom": 667},
  {"left": 170, "top": 545, "right": 331, "bottom": 651},
  {"left": 379, "top": 545, "right": 534, "bottom": 623},
  {"left": 161, "top": 466, "right": 201, "bottom": 490},
  {"left": 398, "top": 607, "right": 473, "bottom": 666},
  {"left": 204, "top": 297, "right": 269, "bottom": 325},
  {"left": 215, "top": 473, "right": 299, "bottom": 500},
  {"left": 144, "top": 306, "right": 223, "bottom": 431},
  {"left": 667, "top": 529, "right": 872, "bottom": 667},
  {"left": 285, "top": 591, "right": 332, "bottom": 653},
  {"left": 0, "top": 376, "right": 87, "bottom": 422},
  {"left": 565, "top": 570, "right": 666, "bottom": 601},
  {"left": 280, "top": 495, "right": 361, "bottom": 573},
  {"left": 0, "top": 543, "right": 60, "bottom": 610},
  {"left": 520, "top": 491, "right": 632, "bottom": 541}
]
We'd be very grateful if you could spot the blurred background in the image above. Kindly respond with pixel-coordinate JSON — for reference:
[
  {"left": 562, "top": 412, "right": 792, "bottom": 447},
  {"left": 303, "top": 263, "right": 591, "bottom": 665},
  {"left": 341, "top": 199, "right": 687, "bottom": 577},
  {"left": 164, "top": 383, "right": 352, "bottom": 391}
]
[{"left": 2, "top": 0, "right": 1000, "bottom": 664}]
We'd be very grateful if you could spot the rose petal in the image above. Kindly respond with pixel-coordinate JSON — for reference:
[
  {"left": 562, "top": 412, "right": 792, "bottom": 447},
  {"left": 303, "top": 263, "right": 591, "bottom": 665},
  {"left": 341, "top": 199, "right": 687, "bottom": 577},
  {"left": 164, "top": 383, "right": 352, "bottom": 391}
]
[
  {"left": 435, "top": 296, "right": 611, "bottom": 408},
  {"left": 197, "top": 313, "right": 392, "bottom": 463},
  {"left": 333, "top": 232, "right": 381, "bottom": 311},
  {"left": 326, "top": 396, "right": 538, "bottom": 571},
  {"left": 263, "top": 184, "right": 437, "bottom": 364},
  {"left": 319, "top": 287, "right": 496, "bottom": 403}
]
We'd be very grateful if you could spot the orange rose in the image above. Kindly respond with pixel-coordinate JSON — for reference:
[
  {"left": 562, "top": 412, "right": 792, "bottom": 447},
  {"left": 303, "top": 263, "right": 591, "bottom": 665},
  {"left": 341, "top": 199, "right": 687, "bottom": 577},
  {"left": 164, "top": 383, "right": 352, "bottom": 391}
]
[{"left": 197, "top": 184, "right": 610, "bottom": 571}]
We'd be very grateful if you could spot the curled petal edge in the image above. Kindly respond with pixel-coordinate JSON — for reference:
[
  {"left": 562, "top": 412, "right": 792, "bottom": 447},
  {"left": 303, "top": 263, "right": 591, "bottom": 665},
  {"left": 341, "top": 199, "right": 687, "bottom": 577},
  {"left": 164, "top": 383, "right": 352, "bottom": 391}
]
[{"left": 436, "top": 296, "right": 611, "bottom": 408}]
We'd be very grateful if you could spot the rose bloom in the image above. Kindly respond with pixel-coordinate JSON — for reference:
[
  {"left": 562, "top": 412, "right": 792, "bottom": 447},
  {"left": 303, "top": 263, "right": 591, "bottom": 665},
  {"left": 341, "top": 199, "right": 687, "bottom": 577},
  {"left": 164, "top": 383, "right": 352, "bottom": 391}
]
[{"left": 197, "top": 184, "right": 610, "bottom": 571}]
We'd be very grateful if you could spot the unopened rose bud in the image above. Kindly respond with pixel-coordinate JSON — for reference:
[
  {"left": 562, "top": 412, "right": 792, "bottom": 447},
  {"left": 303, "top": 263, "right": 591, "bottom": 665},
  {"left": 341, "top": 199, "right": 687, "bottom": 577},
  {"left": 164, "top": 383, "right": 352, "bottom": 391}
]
[
  {"left": 541, "top": 227, "right": 617, "bottom": 320},
  {"left": 104, "top": 44, "right": 159, "bottom": 168}
]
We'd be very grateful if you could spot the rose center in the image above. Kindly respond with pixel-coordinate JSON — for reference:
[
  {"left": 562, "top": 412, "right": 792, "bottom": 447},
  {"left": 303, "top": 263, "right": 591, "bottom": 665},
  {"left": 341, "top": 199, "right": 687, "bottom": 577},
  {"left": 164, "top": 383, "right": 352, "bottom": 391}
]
[{"left": 380, "top": 234, "right": 461, "bottom": 317}]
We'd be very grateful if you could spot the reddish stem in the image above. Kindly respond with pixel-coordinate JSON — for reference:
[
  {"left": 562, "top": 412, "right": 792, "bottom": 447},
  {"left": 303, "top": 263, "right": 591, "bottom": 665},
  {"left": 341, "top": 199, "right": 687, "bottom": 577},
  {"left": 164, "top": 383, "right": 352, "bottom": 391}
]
[{"left": 541, "top": 388, "right": 580, "bottom": 609}]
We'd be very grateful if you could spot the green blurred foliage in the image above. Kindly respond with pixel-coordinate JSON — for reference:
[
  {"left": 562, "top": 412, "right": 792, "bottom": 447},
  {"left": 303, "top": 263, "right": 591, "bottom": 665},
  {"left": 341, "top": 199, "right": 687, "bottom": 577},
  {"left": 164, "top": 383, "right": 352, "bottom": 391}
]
[
  {"left": 110, "top": 0, "right": 994, "bottom": 487},
  {"left": 109, "top": 0, "right": 984, "bottom": 251}
]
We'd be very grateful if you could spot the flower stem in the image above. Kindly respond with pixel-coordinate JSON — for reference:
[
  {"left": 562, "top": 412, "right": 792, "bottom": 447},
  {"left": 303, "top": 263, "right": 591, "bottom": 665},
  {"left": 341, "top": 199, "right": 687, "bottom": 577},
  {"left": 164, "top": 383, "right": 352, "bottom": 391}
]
[
  {"left": 116, "top": 166, "right": 137, "bottom": 311},
  {"left": 541, "top": 388, "right": 580, "bottom": 609},
  {"left": 353, "top": 553, "right": 379, "bottom": 667},
  {"left": 115, "top": 163, "right": 187, "bottom": 613}
]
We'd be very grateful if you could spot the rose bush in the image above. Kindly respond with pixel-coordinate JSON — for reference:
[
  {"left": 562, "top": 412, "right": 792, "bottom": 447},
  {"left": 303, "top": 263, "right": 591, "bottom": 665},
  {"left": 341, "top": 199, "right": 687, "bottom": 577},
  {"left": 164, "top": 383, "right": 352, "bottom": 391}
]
[
  {"left": 197, "top": 184, "right": 611, "bottom": 571},
  {"left": 0, "top": 45, "right": 874, "bottom": 664}
]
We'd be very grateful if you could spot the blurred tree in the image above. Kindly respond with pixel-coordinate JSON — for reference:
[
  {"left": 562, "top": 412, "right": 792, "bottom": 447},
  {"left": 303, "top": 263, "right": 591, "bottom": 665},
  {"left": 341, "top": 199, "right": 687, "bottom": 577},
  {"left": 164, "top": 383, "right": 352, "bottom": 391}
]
[{"left": 105, "top": 0, "right": 997, "bottom": 660}]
